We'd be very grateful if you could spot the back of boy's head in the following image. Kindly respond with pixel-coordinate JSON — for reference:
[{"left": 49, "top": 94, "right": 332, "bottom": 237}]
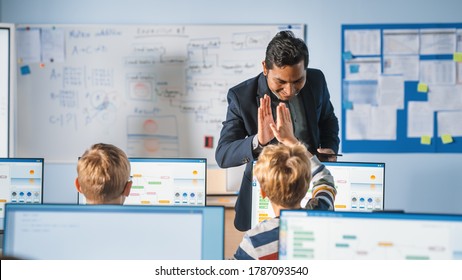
[
  {"left": 254, "top": 143, "right": 312, "bottom": 208},
  {"left": 77, "top": 143, "right": 130, "bottom": 203}
]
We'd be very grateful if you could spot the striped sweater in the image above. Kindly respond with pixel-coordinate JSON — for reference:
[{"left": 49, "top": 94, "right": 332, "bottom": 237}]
[{"left": 233, "top": 156, "right": 336, "bottom": 260}]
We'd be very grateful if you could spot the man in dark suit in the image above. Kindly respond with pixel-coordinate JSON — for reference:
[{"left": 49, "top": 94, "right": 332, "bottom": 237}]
[{"left": 215, "top": 30, "right": 340, "bottom": 231}]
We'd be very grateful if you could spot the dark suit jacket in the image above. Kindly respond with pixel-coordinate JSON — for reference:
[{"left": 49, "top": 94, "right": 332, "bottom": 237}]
[{"left": 215, "top": 68, "right": 339, "bottom": 231}]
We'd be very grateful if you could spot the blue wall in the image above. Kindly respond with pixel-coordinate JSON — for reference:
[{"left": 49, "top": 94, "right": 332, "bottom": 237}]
[{"left": 1, "top": 0, "right": 462, "bottom": 213}]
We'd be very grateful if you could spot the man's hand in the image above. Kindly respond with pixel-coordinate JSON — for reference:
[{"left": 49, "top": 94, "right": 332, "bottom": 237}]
[
  {"left": 317, "top": 147, "right": 337, "bottom": 162},
  {"left": 257, "top": 94, "right": 276, "bottom": 145}
]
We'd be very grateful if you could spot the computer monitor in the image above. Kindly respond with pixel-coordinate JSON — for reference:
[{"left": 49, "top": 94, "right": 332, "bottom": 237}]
[
  {"left": 0, "top": 24, "right": 15, "bottom": 157},
  {"left": 78, "top": 158, "right": 207, "bottom": 206},
  {"left": 3, "top": 204, "right": 224, "bottom": 260},
  {"left": 251, "top": 161, "right": 385, "bottom": 228},
  {"left": 279, "top": 210, "right": 462, "bottom": 260},
  {"left": 0, "top": 158, "right": 44, "bottom": 231}
]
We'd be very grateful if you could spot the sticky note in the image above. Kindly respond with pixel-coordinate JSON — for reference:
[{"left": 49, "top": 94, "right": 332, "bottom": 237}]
[
  {"left": 343, "top": 101, "right": 353, "bottom": 110},
  {"left": 417, "top": 83, "right": 428, "bottom": 93},
  {"left": 20, "top": 65, "right": 31, "bottom": 75},
  {"left": 441, "top": 134, "right": 453, "bottom": 144},
  {"left": 420, "top": 136, "right": 431, "bottom": 145},
  {"left": 454, "top": 52, "right": 462, "bottom": 62},
  {"left": 343, "top": 51, "right": 353, "bottom": 60},
  {"left": 349, "top": 64, "right": 360, "bottom": 73}
]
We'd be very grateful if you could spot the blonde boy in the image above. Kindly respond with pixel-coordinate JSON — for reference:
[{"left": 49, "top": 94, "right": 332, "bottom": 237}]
[
  {"left": 75, "top": 143, "right": 132, "bottom": 204},
  {"left": 234, "top": 143, "right": 336, "bottom": 260}
]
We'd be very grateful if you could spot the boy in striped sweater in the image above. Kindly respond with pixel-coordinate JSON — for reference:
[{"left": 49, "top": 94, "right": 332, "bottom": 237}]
[{"left": 233, "top": 143, "right": 336, "bottom": 260}]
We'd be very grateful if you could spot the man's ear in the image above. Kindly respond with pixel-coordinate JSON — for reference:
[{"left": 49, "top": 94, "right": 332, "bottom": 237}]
[
  {"left": 260, "top": 187, "right": 267, "bottom": 199},
  {"left": 262, "top": 61, "right": 268, "bottom": 76},
  {"left": 123, "top": 180, "right": 132, "bottom": 197},
  {"left": 75, "top": 178, "right": 82, "bottom": 193}
]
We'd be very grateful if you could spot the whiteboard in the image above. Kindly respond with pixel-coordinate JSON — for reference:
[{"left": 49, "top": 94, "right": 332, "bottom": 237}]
[{"left": 15, "top": 24, "right": 305, "bottom": 163}]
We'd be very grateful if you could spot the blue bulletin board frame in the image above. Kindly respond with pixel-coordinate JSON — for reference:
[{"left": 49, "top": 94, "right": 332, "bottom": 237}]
[{"left": 341, "top": 23, "right": 462, "bottom": 153}]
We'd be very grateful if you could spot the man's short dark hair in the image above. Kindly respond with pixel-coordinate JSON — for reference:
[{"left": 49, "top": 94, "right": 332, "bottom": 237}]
[{"left": 265, "top": 30, "right": 309, "bottom": 69}]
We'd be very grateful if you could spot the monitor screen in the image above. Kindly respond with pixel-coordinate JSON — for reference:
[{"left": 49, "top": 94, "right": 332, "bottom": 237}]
[
  {"left": 3, "top": 204, "right": 224, "bottom": 260},
  {"left": 0, "top": 158, "right": 44, "bottom": 231},
  {"left": 279, "top": 210, "right": 462, "bottom": 260},
  {"left": 0, "top": 25, "right": 14, "bottom": 157},
  {"left": 78, "top": 158, "right": 207, "bottom": 206},
  {"left": 251, "top": 161, "right": 385, "bottom": 228}
]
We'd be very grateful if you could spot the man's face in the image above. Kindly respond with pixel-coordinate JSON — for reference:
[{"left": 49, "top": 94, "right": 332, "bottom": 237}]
[{"left": 263, "top": 60, "right": 306, "bottom": 101}]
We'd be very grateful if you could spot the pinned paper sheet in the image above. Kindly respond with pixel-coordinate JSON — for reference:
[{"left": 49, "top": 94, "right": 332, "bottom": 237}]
[
  {"left": 420, "top": 135, "right": 432, "bottom": 145},
  {"left": 17, "top": 28, "right": 41, "bottom": 64},
  {"left": 454, "top": 52, "right": 462, "bottom": 62},
  {"left": 441, "top": 134, "right": 454, "bottom": 144},
  {"left": 417, "top": 83, "right": 428, "bottom": 93}
]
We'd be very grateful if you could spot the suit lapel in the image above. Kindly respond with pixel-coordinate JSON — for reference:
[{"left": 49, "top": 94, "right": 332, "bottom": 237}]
[{"left": 256, "top": 73, "right": 279, "bottom": 119}]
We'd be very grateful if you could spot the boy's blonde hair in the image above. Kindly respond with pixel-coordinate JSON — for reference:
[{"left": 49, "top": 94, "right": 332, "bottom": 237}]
[
  {"left": 77, "top": 143, "right": 130, "bottom": 203},
  {"left": 254, "top": 143, "right": 311, "bottom": 208}
]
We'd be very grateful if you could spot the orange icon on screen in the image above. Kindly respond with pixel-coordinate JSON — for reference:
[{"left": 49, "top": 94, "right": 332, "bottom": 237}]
[
  {"left": 192, "top": 170, "right": 198, "bottom": 175},
  {"left": 29, "top": 170, "right": 35, "bottom": 175},
  {"left": 370, "top": 174, "right": 376, "bottom": 180}
]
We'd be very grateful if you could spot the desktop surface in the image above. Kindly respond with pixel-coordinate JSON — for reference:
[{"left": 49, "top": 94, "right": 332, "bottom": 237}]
[{"left": 3, "top": 204, "right": 224, "bottom": 260}]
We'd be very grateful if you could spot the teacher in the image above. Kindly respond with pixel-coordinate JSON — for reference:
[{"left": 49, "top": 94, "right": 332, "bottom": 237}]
[{"left": 215, "top": 30, "right": 340, "bottom": 231}]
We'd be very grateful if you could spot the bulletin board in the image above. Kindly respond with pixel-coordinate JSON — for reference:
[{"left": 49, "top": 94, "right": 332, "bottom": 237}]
[
  {"left": 341, "top": 23, "right": 462, "bottom": 153},
  {"left": 14, "top": 24, "right": 305, "bottom": 163}
]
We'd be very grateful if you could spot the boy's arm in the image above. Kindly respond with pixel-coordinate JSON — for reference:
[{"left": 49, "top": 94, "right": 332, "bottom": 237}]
[
  {"left": 233, "top": 233, "right": 257, "bottom": 260},
  {"left": 305, "top": 156, "right": 336, "bottom": 210}
]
